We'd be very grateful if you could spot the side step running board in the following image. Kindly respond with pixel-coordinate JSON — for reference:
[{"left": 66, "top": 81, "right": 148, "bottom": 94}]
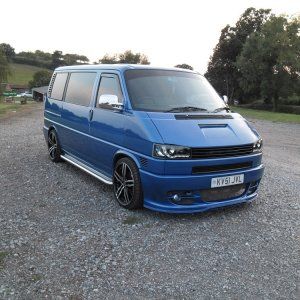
[{"left": 61, "top": 154, "right": 113, "bottom": 185}]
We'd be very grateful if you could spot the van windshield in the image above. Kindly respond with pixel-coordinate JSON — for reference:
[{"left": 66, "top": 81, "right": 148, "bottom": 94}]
[{"left": 124, "top": 69, "right": 226, "bottom": 112}]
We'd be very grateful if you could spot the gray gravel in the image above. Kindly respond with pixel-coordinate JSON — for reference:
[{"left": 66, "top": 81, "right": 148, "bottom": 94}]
[{"left": 0, "top": 104, "right": 299, "bottom": 299}]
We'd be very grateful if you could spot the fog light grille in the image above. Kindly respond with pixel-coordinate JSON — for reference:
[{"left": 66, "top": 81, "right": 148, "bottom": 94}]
[
  {"left": 201, "top": 184, "right": 246, "bottom": 202},
  {"left": 168, "top": 191, "right": 197, "bottom": 205},
  {"left": 247, "top": 181, "right": 259, "bottom": 195}
]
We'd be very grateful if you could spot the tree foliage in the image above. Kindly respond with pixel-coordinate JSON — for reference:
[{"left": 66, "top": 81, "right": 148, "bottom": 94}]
[
  {"left": 0, "top": 50, "right": 10, "bottom": 88},
  {"left": 237, "top": 16, "right": 300, "bottom": 111},
  {"left": 97, "top": 53, "right": 118, "bottom": 64},
  {"left": 118, "top": 50, "right": 150, "bottom": 64},
  {"left": 98, "top": 50, "right": 150, "bottom": 65},
  {"left": 2, "top": 47, "right": 90, "bottom": 70},
  {"left": 28, "top": 70, "right": 52, "bottom": 89},
  {"left": 51, "top": 50, "right": 65, "bottom": 69},
  {"left": 14, "top": 50, "right": 52, "bottom": 68},
  {"left": 64, "top": 53, "right": 89, "bottom": 65},
  {"left": 175, "top": 64, "right": 193, "bottom": 70},
  {"left": 0, "top": 43, "right": 15, "bottom": 61},
  {"left": 205, "top": 7, "right": 271, "bottom": 102}
]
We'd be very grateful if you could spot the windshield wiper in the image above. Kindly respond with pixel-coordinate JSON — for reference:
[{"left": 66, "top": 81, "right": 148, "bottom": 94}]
[
  {"left": 212, "top": 107, "right": 231, "bottom": 113},
  {"left": 166, "top": 106, "right": 208, "bottom": 113}
]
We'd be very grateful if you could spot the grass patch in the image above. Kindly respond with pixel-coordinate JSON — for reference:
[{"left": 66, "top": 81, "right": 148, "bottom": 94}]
[
  {"left": 0, "top": 102, "right": 21, "bottom": 115},
  {"left": 0, "top": 251, "right": 9, "bottom": 270},
  {"left": 232, "top": 107, "right": 300, "bottom": 124},
  {"left": 0, "top": 101, "right": 38, "bottom": 118},
  {"left": 123, "top": 216, "right": 141, "bottom": 225},
  {"left": 8, "top": 63, "right": 50, "bottom": 86}
]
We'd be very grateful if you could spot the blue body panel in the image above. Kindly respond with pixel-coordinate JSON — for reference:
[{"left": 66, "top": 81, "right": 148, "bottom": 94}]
[
  {"left": 147, "top": 112, "right": 258, "bottom": 147},
  {"left": 43, "top": 64, "right": 264, "bottom": 213}
]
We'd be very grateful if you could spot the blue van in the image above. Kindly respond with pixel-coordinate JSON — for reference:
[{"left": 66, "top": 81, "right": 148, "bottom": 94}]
[{"left": 43, "top": 64, "right": 264, "bottom": 213}]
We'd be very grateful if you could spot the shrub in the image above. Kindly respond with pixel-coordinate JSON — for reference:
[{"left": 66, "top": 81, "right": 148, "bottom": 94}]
[{"left": 238, "top": 102, "right": 300, "bottom": 115}]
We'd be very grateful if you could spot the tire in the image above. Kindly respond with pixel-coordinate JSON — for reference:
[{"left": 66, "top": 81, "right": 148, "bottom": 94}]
[
  {"left": 47, "top": 129, "right": 62, "bottom": 163},
  {"left": 113, "top": 157, "right": 143, "bottom": 210}
]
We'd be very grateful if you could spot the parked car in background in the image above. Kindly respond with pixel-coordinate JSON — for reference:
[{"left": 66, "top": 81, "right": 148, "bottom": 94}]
[
  {"left": 21, "top": 91, "right": 33, "bottom": 98},
  {"left": 43, "top": 64, "right": 264, "bottom": 213},
  {"left": 16, "top": 92, "right": 33, "bottom": 98}
]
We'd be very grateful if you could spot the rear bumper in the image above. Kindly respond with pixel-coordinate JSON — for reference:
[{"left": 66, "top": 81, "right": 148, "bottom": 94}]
[{"left": 140, "top": 164, "right": 264, "bottom": 213}]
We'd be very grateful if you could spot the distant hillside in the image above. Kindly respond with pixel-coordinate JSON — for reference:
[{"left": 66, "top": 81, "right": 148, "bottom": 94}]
[{"left": 8, "top": 63, "right": 52, "bottom": 86}]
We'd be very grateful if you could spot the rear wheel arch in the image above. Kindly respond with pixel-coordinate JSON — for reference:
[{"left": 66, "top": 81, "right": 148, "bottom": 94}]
[
  {"left": 47, "top": 128, "right": 62, "bottom": 162},
  {"left": 47, "top": 124, "right": 58, "bottom": 134},
  {"left": 47, "top": 125, "right": 62, "bottom": 146}
]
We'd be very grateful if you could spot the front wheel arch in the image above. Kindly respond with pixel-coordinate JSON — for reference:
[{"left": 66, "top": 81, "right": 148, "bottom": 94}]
[
  {"left": 113, "top": 151, "right": 141, "bottom": 170},
  {"left": 113, "top": 157, "right": 143, "bottom": 210}
]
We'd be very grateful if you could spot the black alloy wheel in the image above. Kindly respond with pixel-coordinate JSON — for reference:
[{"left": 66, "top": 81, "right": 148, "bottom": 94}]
[
  {"left": 48, "top": 130, "right": 62, "bottom": 162},
  {"left": 113, "top": 157, "right": 143, "bottom": 209}
]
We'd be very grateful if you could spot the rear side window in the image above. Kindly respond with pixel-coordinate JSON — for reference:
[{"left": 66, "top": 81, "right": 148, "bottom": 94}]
[
  {"left": 50, "top": 73, "right": 68, "bottom": 100},
  {"left": 65, "top": 72, "right": 96, "bottom": 106},
  {"left": 97, "top": 74, "right": 123, "bottom": 109}
]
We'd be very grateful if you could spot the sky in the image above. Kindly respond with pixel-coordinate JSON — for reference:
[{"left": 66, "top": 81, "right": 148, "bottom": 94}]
[{"left": 1, "top": 0, "right": 299, "bottom": 73}]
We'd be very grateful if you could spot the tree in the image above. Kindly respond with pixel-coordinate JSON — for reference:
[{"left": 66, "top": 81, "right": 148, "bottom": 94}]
[
  {"left": 15, "top": 50, "right": 90, "bottom": 68},
  {"left": 237, "top": 16, "right": 300, "bottom": 111},
  {"left": 118, "top": 50, "right": 150, "bottom": 64},
  {"left": 0, "top": 50, "right": 10, "bottom": 89},
  {"left": 51, "top": 50, "right": 65, "bottom": 69},
  {"left": 14, "top": 50, "right": 52, "bottom": 68},
  {"left": 34, "top": 50, "right": 52, "bottom": 62},
  {"left": 64, "top": 53, "right": 89, "bottom": 65},
  {"left": 97, "top": 50, "right": 150, "bottom": 65},
  {"left": 175, "top": 64, "right": 193, "bottom": 70},
  {"left": 205, "top": 8, "right": 271, "bottom": 102},
  {"left": 98, "top": 54, "right": 118, "bottom": 64},
  {"left": 29, "top": 70, "right": 52, "bottom": 89},
  {"left": 0, "top": 43, "right": 15, "bottom": 61}
]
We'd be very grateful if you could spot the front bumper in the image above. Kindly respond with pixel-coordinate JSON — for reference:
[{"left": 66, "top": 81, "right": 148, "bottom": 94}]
[{"left": 140, "top": 164, "right": 264, "bottom": 213}]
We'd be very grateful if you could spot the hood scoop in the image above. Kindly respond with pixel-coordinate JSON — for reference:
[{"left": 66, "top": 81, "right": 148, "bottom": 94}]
[
  {"left": 175, "top": 114, "right": 233, "bottom": 120},
  {"left": 198, "top": 124, "right": 228, "bottom": 128}
]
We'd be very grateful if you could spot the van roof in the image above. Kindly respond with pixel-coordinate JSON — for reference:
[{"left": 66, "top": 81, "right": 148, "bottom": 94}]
[{"left": 55, "top": 64, "right": 199, "bottom": 74}]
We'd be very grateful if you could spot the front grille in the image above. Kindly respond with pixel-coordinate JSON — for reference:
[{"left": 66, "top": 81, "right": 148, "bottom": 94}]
[
  {"left": 192, "top": 162, "right": 252, "bottom": 174},
  {"left": 201, "top": 184, "right": 246, "bottom": 202},
  {"left": 191, "top": 144, "right": 253, "bottom": 159}
]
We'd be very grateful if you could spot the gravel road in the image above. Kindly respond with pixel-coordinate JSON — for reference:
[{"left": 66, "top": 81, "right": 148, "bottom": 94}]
[{"left": 0, "top": 104, "right": 299, "bottom": 299}]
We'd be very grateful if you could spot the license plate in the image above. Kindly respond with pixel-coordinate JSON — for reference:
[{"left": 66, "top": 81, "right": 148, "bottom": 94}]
[{"left": 211, "top": 174, "right": 244, "bottom": 188}]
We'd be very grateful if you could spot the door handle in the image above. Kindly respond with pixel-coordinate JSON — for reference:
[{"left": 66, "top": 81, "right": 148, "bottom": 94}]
[{"left": 89, "top": 109, "right": 93, "bottom": 121}]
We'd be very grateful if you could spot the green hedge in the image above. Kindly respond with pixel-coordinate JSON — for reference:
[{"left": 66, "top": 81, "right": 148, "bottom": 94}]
[
  {"left": 240, "top": 103, "right": 300, "bottom": 115},
  {"left": 13, "top": 57, "right": 52, "bottom": 69}
]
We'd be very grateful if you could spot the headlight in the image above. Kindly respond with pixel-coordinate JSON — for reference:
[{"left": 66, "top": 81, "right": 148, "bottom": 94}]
[
  {"left": 253, "top": 138, "right": 263, "bottom": 153},
  {"left": 153, "top": 144, "right": 191, "bottom": 159}
]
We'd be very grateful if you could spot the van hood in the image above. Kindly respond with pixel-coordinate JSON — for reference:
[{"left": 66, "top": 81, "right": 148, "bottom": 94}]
[{"left": 147, "top": 112, "right": 259, "bottom": 147}]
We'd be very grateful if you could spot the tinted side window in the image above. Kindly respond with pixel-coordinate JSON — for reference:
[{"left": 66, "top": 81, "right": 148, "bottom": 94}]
[
  {"left": 65, "top": 72, "right": 96, "bottom": 106},
  {"left": 97, "top": 74, "right": 123, "bottom": 109},
  {"left": 50, "top": 73, "right": 68, "bottom": 100}
]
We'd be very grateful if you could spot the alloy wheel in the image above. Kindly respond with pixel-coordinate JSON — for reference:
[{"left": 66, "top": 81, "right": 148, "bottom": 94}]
[
  {"left": 48, "top": 131, "right": 57, "bottom": 160},
  {"left": 113, "top": 162, "right": 135, "bottom": 206}
]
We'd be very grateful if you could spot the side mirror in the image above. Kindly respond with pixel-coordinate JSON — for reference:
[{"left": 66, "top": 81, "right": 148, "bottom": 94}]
[
  {"left": 99, "top": 94, "right": 123, "bottom": 110},
  {"left": 223, "top": 95, "right": 228, "bottom": 104}
]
